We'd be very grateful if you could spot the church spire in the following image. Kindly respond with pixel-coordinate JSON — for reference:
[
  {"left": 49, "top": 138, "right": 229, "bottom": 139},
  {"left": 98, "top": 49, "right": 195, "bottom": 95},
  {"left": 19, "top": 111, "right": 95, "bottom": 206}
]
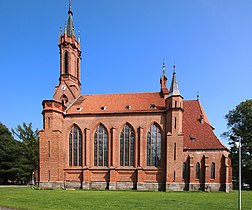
[
  {"left": 168, "top": 65, "right": 182, "bottom": 97},
  {"left": 54, "top": 0, "right": 81, "bottom": 107},
  {"left": 66, "top": 0, "right": 75, "bottom": 37}
]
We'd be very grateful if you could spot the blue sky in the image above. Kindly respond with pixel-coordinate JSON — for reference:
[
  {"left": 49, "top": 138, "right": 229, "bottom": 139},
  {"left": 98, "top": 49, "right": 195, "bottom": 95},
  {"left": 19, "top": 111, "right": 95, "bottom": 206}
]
[{"left": 0, "top": 0, "right": 251, "bottom": 146}]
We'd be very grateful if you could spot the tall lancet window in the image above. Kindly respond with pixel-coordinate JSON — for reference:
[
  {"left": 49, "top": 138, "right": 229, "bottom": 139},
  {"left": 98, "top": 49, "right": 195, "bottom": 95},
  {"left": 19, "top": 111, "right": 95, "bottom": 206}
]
[
  {"left": 147, "top": 124, "right": 161, "bottom": 166},
  {"left": 211, "top": 162, "right": 215, "bottom": 179},
  {"left": 183, "top": 162, "right": 187, "bottom": 180},
  {"left": 94, "top": 124, "right": 108, "bottom": 166},
  {"left": 69, "top": 125, "right": 82, "bottom": 166},
  {"left": 120, "top": 124, "right": 135, "bottom": 166},
  {"left": 64, "top": 51, "right": 69, "bottom": 74},
  {"left": 196, "top": 162, "right": 200, "bottom": 179}
]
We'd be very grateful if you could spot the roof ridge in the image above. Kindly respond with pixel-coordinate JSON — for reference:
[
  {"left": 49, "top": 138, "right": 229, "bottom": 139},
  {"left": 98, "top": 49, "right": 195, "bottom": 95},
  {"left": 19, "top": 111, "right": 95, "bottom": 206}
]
[{"left": 82, "top": 91, "right": 160, "bottom": 97}]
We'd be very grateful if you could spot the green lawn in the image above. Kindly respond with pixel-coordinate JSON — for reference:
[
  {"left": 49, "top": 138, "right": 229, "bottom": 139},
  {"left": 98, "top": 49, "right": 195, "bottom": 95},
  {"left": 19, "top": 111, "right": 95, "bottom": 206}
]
[{"left": 0, "top": 187, "right": 251, "bottom": 210}]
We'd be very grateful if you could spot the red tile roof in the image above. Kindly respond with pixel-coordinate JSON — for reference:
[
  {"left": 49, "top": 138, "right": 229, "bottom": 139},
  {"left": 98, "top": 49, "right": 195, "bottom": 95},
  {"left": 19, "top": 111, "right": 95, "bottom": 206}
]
[
  {"left": 67, "top": 92, "right": 166, "bottom": 114},
  {"left": 183, "top": 100, "right": 227, "bottom": 150},
  {"left": 66, "top": 92, "right": 227, "bottom": 150}
]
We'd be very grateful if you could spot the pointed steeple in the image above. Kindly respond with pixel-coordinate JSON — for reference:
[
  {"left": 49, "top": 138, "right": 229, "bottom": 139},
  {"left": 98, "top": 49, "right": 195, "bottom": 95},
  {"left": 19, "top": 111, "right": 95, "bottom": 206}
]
[
  {"left": 66, "top": 0, "right": 75, "bottom": 37},
  {"left": 168, "top": 65, "right": 182, "bottom": 97},
  {"left": 55, "top": 0, "right": 81, "bottom": 107}
]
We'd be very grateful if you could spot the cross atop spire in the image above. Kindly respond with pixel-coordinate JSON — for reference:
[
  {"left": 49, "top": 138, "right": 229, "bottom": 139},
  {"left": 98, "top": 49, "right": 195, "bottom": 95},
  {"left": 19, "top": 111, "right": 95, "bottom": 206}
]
[
  {"left": 173, "top": 64, "right": 176, "bottom": 74},
  {"left": 69, "top": 0, "right": 73, "bottom": 14},
  {"left": 162, "top": 62, "right": 166, "bottom": 77},
  {"left": 66, "top": 0, "right": 75, "bottom": 37}
]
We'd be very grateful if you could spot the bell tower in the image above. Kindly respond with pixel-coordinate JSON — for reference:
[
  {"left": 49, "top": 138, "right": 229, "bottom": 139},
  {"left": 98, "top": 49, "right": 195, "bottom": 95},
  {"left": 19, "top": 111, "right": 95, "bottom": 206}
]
[{"left": 53, "top": 0, "right": 81, "bottom": 107}]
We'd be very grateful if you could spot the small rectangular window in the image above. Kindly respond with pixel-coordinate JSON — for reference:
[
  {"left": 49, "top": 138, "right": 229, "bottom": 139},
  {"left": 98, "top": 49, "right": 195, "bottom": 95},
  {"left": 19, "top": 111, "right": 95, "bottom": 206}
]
[
  {"left": 48, "top": 141, "right": 50, "bottom": 158},
  {"left": 174, "top": 143, "right": 176, "bottom": 160},
  {"left": 48, "top": 117, "right": 51, "bottom": 129},
  {"left": 175, "top": 117, "right": 177, "bottom": 129},
  {"left": 48, "top": 170, "right": 51, "bottom": 181}
]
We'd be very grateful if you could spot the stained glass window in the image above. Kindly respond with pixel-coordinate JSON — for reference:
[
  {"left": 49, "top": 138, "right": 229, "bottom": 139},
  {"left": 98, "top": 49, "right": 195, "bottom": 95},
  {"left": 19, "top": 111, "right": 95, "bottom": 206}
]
[
  {"left": 147, "top": 124, "right": 161, "bottom": 166},
  {"left": 94, "top": 124, "right": 108, "bottom": 166},
  {"left": 120, "top": 124, "right": 135, "bottom": 166},
  {"left": 69, "top": 125, "right": 82, "bottom": 166}
]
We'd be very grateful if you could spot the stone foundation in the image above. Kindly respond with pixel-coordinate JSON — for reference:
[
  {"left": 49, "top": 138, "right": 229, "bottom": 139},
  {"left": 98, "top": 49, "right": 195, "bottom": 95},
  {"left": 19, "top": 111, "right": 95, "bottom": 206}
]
[
  {"left": 39, "top": 181, "right": 232, "bottom": 192},
  {"left": 137, "top": 182, "right": 164, "bottom": 191},
  {"left": 89, "top": 181, "right": 108, "bottom": 190},
  {"left": 165, "top": 183, "right": 185, "bottom": 191},
  {"left": 39, "top": 181, "right": 64, "bottom": 189},
  {"left": 189, "top": 183, "right": 203, "bottom": 191},
  {"left": 64, "top": 181, "right": 81, "bottom": 189},
  {"left": 115, "top": 181, "right": 136, "bottom": 190},
  {"left": 221, "top": 183, "right": 233, "bottom": 193},
  {"left": 82, "top": 181, "right": 90, "bottom": 190},
  {"left": 109, "top": 182, "right": 117, "bottom": 190},
  {"left": 204, "top": 183, "right": 221, "bottom": 192}
]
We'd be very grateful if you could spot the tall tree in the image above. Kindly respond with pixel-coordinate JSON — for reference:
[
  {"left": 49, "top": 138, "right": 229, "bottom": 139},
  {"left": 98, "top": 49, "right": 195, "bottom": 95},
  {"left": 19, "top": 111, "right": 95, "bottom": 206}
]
[
  {"left": 0, "top": 122, "right": 22, "bottom": 184},
  {"left": 223, "top": 99, "right": 252, "bottom": 189},
  {"left": 12, "top": 122, "right": 39, "bottom": 183}
]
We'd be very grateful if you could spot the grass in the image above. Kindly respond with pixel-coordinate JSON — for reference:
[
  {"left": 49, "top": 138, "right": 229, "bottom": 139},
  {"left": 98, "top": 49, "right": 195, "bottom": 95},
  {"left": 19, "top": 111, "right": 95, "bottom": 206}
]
[{"left": 0, "top": 187, "right": 251, "bottom": 210}]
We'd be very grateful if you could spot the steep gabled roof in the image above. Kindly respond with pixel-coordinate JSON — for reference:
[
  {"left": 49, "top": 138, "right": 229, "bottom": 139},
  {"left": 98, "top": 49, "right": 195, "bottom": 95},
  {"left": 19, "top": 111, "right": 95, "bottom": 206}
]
[
  {"left": 183, "top": 100, "right": 227, "bottom": 150},
  {"left": 67, "top": 92, "right": 166, "bottom": 114},
  {"left": 65, "top": 92, "right": 227, "bottom": 151}
]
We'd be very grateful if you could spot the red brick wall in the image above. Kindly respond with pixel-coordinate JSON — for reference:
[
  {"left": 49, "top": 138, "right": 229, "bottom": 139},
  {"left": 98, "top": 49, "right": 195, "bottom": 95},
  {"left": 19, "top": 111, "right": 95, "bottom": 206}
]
[{"left": 39, "top": 101, "right": 232, "bottom": 191}]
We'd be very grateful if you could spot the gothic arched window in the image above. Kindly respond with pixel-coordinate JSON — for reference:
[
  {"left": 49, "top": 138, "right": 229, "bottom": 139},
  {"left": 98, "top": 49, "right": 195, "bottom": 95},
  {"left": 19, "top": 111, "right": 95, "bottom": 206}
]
[
  {"left": 147, "top": 124, "right": 161, "bottom": 166},
  {"left": 120, "top": 124, "right": 135, "bottom": 166},
  {"left": 69, "top": 125, "right": 82, "bottom": 166},
  {"left": 211, "top": 162, "right": 215, "bottom": 179},
  {"left": 64, "top": 51, "right": 69, "bottom": 74},
  {"left": 94, "top": 124, "right": 108, "bottom": 166},
  {"left": 196, "top": 162, "right": 200, "bottom": 179}
]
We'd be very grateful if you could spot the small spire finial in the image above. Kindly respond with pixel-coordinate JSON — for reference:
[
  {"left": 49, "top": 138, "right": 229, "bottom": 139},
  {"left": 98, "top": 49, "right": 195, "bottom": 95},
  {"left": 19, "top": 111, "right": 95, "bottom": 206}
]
[
  {"left": 69, "top": 0, "right": 73, "bottom": 13},
  {"left": 60, "top": 26, "right": 62, "bottom": 36},
  {"left": 162, "top": 59, "right": 166, "bottom": 77},
  {"left": 197, "top": 91, "right": 200, "bottom": 100},
  {"left": 173, "top": 63, "right": 176, "bottom": 74},
  {"left": 78, "top": 30, "right": 81, "bottom": 43}
]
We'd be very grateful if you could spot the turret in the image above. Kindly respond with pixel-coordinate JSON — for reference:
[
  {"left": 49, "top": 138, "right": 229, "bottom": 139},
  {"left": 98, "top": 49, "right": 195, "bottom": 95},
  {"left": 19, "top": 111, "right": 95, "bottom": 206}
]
[
  {"left": 166, "top": 65, "right": 183, "bottom": 134},
  {"left": 165, "top": 65, "right": 184, "bottom": 190},
  {"left": 160, "top": 62, "right": 169, "bottom": 98}
]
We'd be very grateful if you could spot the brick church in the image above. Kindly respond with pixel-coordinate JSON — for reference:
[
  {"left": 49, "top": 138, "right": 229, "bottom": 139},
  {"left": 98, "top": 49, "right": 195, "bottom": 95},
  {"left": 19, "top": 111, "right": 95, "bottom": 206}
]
[{"left": 39, "top": 2, "right": 232, "bottom": 192}]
